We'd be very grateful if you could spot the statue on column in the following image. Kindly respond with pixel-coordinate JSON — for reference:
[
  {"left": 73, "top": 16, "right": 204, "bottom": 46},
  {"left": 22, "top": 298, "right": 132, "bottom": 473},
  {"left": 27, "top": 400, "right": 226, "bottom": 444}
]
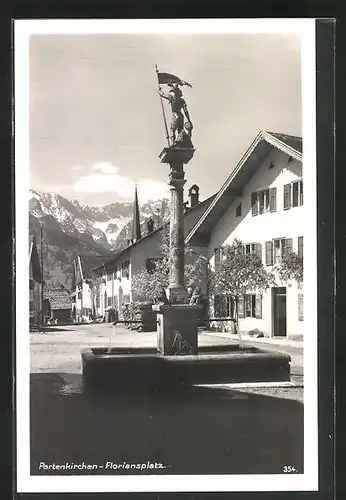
[
  {"left": 159, "top": 83, "right": 193, "bottom": 148},
  {"left": 155, "top": 68, "right": 194, "bottom": 149}
]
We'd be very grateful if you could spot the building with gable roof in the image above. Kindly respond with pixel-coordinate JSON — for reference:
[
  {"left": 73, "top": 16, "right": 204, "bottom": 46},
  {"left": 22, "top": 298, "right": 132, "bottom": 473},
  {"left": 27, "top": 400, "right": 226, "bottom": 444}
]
[{"left": 44, "top": 287, "right": 73, "bottom": 323}]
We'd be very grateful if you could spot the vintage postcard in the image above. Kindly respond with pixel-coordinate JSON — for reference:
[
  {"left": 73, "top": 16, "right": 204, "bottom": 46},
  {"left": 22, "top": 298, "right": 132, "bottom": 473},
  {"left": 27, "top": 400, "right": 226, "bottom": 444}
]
[{"left": 15, "top": 18, "right": 320, "bottom": 494}]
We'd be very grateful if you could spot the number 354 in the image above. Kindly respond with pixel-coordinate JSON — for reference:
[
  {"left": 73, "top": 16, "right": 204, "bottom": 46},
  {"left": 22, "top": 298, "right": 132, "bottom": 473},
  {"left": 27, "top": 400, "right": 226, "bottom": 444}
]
[{"left": 283, "top": 465, "right": 297, "bottom": 473}]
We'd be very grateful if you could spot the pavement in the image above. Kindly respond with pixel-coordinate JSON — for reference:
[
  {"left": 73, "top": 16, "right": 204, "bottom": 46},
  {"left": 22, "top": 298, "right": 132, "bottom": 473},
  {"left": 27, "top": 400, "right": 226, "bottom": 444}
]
[
  {"left": 31, "top": 323, "right": 303, "bottom": 377},
  {"left": 29, "top": 323, "right": 304, "bottom": 476}
]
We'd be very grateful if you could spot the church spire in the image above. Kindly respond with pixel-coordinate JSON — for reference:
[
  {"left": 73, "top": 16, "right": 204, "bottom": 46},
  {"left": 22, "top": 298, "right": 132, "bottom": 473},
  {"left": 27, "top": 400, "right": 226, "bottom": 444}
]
[{"left": 132, "top": 184, "right": 141, "bottom": 242}]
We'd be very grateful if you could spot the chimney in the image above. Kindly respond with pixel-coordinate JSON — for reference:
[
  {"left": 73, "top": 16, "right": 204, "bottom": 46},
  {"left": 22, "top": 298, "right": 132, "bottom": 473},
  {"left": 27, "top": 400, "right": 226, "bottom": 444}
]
[
  {"left": 188, "top": 184, "right": 199, "bottom": 208},
  {"left": 147, "top": 218, "right": 154, "bottom": 234}
]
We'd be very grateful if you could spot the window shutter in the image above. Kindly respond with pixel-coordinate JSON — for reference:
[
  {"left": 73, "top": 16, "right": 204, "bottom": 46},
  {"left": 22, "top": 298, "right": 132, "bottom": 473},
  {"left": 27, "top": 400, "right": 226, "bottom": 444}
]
[
  {"left": 255, "top": 294, "right": 262, "bottom": 319},
  {"left": 284, "top": 184, "right": 291, "bottom": 210},
  {"left": 298, "top": 294, "right": 304, "bottom": 321},
  {"left": 299, "top": 181, "right": 303, "bottom": 205},
  {"left": 251, "top": 192, "right": 258, "bottom": 216},
  {"left": 298, "top": 236, "right": 303, "bottom": 259},
  {"left": 285, "top": 238, "right": 293, "bottom": 255},
  {"left": 255, "top": 243, "right": 262, "bottom": 262},
  {"left": 265, "top": 241, "right": 273, "bottom": 266},
  {"left": 269, "top": 187, "right": 277, "bottom": 212},
  {"left": 214, "top": 296, "right": 221, "bottom": 317},
  {"left": 237, "top": 297, "right": 245, "bottom": 318}
]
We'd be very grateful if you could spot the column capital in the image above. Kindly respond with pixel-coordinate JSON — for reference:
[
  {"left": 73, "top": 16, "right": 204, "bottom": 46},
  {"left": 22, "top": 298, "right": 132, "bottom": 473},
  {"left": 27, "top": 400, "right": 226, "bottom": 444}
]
[{"left": 169, "top": 177, "right": 186, "bottom": 189}]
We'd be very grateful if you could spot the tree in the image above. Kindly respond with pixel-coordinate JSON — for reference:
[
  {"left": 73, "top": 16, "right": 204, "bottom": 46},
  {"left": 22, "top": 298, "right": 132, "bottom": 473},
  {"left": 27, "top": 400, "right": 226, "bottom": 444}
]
[
  {"left": 275, "top": 251, "right": 303, "bottom": 288},
  {"left": 131, "top": 226, "right": 207, "bottom": 302},
  {"left": 210, "top": 239, "right": 275, "bottom": 343}
]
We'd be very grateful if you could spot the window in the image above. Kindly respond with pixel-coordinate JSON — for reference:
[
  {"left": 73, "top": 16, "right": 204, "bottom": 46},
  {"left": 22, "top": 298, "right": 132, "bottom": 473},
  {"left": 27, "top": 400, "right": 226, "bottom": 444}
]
[
  {"left": 77, "top": 291, "right": 82, "bottom": 300},
  {"left": 298, "top": 236, "right": 304, "bottom": 259},
  {"left": 243, "top": 242, "right": 262, "bottom": 261},
  {"left": 121, "top": 260, "right": 130, "bottom": 279},
  {"left": 265, "top": 238, "right": 293, "bottom": 265},
  {"left": 236, "top": 203, "right": 242, "bottom": 217},
  {"left": 214, "top": 295, "right": 234, "bottom": 318},
  {"left": 96, "top": 296, "right": 100, "bottom": 307},
  {"left": 251, "top": 187, "right": 276, "bottom": 216},
  {"left": 107, "top": 296, "right": 113, "bottom": 307},
  {"left": 238, "top": 294, "right": 262, "bottom": 319},
  {"left": 284, "top": 180, "right": 303, "bottom": 210},
  {"left": 245, "top": 294, "right": 256, "bottom": 318},
  {"left": 244, "top": 243, "right": 256, "bottom": 255},
  {"left": 107, "top": 272, "right": 112, "bottom": 282},
  {"left": 298, "top": 294, "right": 304, "bottom": 321},
  {"left": 214, "top": 247, "right": 223, "bottom": 267}
]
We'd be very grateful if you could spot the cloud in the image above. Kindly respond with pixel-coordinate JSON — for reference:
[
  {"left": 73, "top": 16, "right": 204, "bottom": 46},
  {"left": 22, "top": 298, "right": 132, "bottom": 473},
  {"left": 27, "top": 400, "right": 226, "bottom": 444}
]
[
  {"left": 71, "top": 165, "right": 85, "bottom": 172},
  {"left": 73, "top": 162, "right": 169, "bottom": 202},
  {"left": 92, "top": 162, "right": 119, "bottom": 175}
]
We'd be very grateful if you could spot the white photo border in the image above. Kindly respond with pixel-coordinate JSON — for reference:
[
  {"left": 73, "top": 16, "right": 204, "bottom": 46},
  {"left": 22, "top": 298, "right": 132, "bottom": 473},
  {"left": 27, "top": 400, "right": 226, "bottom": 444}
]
[{"left": 15, "top": 18, "right": 318, "bottom": 493}]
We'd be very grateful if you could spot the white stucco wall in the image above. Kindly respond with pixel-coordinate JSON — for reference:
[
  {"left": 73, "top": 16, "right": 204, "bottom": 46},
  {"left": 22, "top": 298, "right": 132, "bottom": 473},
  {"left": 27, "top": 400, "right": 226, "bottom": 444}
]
[{"left": 207, "top": 149, "right": 304, "bottom": 339}]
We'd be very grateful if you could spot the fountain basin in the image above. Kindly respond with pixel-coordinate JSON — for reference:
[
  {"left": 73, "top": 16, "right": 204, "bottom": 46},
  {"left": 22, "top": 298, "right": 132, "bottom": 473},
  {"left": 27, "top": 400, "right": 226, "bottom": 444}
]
[{"left": 81, "top": 345, "right": 291, "bottom": 392}]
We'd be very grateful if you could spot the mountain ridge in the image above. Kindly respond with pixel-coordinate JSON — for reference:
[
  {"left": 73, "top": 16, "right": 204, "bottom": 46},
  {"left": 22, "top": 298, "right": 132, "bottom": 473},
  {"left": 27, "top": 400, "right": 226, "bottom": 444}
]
[{"left": 29, "top": 189, "right": 169, "bottom": 289}]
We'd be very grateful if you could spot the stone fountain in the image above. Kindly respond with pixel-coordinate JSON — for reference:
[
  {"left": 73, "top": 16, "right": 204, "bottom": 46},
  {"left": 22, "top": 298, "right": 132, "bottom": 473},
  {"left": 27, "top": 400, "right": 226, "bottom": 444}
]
[{"left": 81, "top": 70, "right": 291, "bottom": 392}]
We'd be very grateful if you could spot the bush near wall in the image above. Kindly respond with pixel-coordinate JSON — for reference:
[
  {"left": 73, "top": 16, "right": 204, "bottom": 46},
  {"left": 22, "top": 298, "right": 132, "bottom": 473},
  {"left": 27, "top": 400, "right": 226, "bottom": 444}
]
[{"left": 122, "top": 301, "right": 157, "bottom": 332}]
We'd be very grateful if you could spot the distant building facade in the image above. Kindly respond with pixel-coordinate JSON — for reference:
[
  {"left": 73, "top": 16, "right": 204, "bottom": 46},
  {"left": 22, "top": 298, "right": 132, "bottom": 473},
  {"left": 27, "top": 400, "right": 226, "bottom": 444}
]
[{"left": 29, "top": 235, "right": 42, "bottom": 328}]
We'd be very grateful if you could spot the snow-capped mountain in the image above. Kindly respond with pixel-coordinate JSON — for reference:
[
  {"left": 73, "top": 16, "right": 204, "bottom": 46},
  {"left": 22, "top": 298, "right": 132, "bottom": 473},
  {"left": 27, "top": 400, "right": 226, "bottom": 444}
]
[{"left": 29, "top": 190, "right": 169, "bottom": 289}]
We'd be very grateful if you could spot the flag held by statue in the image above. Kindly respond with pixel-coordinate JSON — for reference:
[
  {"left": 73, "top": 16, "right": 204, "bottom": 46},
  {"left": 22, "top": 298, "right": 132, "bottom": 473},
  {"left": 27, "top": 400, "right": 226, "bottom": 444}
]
[{"left": 157, "top": 71, "right": 192, "bottom": 88}]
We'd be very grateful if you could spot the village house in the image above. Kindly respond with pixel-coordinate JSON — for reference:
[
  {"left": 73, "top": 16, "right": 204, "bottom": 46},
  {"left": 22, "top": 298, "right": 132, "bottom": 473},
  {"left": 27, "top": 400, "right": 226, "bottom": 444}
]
[
  {"left": 90, "top": 184, "right": 215, "bottom": 317},
  {"left": 44, "top": 286, "right": 73, "bottom": 324},
  {"left": 29, "top": 234, "right": 42, "bottom": 328},
  {"left": 71, "top": 256, "right": 94, "bottom": 323},
  {"left": 185, "top": 131, "right": 304, "bottom": 340}
]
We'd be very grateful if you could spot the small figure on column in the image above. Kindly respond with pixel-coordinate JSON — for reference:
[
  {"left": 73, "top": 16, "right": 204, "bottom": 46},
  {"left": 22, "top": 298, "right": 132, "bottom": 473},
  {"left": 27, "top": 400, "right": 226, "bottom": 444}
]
[
  {"left": 155, "top": 67, "right": 194, "bottom": 148},
  {"left": 159, "top": 84, "right": 193, "bottom": 148}
]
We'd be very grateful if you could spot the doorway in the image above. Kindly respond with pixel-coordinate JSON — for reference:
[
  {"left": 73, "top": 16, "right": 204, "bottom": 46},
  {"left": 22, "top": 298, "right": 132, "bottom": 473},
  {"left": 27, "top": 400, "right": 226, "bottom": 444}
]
[{"left": 272, "top": 287, "right": 287, "bottom": 337}]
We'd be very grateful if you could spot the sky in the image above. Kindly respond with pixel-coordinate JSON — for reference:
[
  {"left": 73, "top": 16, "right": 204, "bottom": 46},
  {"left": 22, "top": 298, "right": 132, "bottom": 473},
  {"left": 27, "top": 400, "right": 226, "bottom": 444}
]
[{"left": 29, "top": 33, "right": 302, "bottom": 206}]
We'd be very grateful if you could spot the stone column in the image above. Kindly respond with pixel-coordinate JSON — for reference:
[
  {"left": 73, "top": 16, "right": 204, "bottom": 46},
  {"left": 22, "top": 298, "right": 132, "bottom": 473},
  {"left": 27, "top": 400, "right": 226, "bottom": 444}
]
[
  {"left": 167, "top": 159, "right": 188, "bottom": 304},
  {"left": 153, "top": 146, "right": 200, "bottom": 356}
]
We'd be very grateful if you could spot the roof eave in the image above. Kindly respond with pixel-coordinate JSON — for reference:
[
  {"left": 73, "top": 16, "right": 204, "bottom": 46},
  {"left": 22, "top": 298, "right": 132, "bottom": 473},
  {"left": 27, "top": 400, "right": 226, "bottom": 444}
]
[{"left": 185, "top": 130, "right": 302, "bottom": 245}]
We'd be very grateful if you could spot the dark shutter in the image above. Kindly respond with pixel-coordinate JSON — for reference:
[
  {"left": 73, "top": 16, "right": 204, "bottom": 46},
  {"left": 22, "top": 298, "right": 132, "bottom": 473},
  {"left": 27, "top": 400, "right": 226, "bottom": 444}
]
[
  {"left": 284, "top": 184, "right": 291, "bottom": 210},
  {"left": 298, "top": 294, "right": 304, "bottom": 321},
  {"left": 269, "top": 187, "right": 277, "bottom": 212},
  {"left": 299, "top": 181, "right": 303, "bottom": 205},
  {"left": 214, "top": 296, "right": 221, "bottom": 317},
  {"left": 237, "top": 297, "right": 245, "bottom": 318},
  {"left": 255, "top": 294, "right": 262, "bottom": 319},
  {"left": 255, "top": 243, "right": 262, "bottom": 262},
  {"left": 285, "top": 238, "right": 293, "bottom": 255},
  {"left": 251, "top": 192, "right": 258, "bottom": 216},
  {"left": 298, "top": 236, "right": 304, "bottom": 259},
  {"left": 265, "top": 241, "right": 273, "bottom": 266}
]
